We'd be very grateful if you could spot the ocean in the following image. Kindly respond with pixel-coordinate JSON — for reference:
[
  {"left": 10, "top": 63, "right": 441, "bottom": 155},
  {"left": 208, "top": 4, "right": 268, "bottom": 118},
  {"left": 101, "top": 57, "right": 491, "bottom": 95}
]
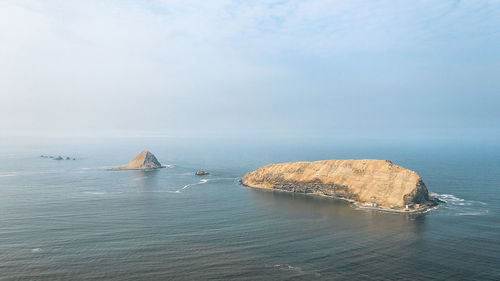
[{"left": 0, "top": 137, "right": 499, "bottom": 280}]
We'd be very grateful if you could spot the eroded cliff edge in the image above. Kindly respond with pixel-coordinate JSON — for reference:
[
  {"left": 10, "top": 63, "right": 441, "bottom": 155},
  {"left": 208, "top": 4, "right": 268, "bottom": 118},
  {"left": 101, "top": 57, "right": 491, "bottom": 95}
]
[{"left": 241, "top": 159, "right": 439, "bottom": 212}]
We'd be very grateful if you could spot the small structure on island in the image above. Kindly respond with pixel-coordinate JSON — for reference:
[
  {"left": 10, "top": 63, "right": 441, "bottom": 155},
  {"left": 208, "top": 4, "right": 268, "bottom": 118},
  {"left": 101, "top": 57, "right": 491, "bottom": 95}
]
[
  {"left": 195, "top": 170, "right": 210, "bottom": 176},
  {"left": 112, "top": 150, "right": 165, "bottom": 170},
  {"left": 364, "top": 202, "right": 378, "bottom": 207}
]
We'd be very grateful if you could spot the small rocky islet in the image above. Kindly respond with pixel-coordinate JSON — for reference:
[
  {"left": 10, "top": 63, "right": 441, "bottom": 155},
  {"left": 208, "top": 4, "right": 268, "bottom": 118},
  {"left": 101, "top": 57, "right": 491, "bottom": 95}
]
[
  {"left": 241, "top": 159, "right": 440, "bottom": 213},
  {"left": 111, "top": 150, "right": 165, "bottom": 170},
  {"left": 40, "top": 155, "right": 75, "bottom": 160},
  {"left": 111, "top": 151, "right": 213, "bottom": 176}
]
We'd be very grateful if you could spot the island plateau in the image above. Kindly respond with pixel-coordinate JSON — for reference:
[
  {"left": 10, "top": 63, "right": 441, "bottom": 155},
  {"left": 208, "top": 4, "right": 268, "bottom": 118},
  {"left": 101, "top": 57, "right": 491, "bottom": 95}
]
[{"left": 241, "top": 159, "right": 440, "bottom": 212}]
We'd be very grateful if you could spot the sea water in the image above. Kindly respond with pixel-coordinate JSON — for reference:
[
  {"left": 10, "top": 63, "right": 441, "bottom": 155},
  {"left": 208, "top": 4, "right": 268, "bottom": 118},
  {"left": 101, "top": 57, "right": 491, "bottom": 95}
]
[{"left": 0, "top": 137, "right": 499, "bottom": 280}]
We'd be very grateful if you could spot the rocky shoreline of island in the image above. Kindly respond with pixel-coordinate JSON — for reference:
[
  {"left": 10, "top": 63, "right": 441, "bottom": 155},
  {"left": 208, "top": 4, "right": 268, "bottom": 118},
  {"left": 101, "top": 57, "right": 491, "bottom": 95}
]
[{"left": 241, "top": 180, "right": 439, "bottom": 213}]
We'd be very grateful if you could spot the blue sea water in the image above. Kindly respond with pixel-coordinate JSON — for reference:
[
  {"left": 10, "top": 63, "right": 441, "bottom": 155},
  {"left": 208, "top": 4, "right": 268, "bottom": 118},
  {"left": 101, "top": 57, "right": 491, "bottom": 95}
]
[{"left": 0, "top": 138, "right": 499, "bottom": 280}]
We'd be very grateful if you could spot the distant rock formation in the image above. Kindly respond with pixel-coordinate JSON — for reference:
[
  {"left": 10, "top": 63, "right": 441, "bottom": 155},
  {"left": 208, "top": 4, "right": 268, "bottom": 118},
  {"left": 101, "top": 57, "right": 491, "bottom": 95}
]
[
  {"left": 195, "top": 170, "right": 210, "bottom": 176},
  {"left": 112, "top": 150, "right": 164, "bottom": 170},
  {"left": 41, "top": 155, "right": 75, "bottom": 160},
  {"left": 241, "top": 159, "right": 440, "bottom": 212}
]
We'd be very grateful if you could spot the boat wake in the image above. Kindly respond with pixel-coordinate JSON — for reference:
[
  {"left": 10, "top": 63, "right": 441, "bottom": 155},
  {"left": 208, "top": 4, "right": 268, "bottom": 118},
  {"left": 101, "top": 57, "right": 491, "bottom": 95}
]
[
  {"left": 431, "top": 193, "right": 488, "bottom": 216},
  {"left": 175, "top": 179, "right": 209, "bottom": 193},
  {"left": 172, "top": 177, "right": 238, "bottom": 193}
]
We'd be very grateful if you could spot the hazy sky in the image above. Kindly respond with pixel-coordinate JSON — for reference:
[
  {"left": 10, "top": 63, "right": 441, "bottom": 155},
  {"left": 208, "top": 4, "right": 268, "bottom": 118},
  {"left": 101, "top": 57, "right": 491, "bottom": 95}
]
[{"left": 1, "top": 0, "right": 499, "bottom": 140}]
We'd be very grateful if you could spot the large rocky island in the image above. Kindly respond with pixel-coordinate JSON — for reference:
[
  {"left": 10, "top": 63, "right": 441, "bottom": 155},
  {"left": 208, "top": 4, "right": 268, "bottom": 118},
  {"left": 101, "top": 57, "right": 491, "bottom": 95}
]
[
  {"left": 112, "top": 150, "right": 164, "bottom": 170},
  {"left": 242, "top": 159, "right": 440, "bottom": 212}
]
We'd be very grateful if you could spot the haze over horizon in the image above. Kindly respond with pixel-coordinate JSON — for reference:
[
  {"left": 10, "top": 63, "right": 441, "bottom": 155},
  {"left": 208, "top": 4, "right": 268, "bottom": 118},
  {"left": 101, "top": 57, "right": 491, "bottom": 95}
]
[{"left": 1, "top": 0, "right": 499, "bottom": 142}]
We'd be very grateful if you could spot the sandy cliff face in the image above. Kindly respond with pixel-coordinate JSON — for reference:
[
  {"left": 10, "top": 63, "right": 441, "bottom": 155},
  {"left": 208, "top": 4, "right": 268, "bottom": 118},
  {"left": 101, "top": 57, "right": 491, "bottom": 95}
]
[
  {"left": 112, "top": 150, "right": 163, "bottom": 170},
  {"left": 242, "top": 160, "right": 438, "bottom": 212}
]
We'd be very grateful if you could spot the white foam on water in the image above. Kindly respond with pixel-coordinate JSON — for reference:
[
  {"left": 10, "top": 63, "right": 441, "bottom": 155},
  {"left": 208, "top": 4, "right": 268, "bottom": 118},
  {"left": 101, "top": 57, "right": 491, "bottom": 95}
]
[
  {"left": 273, "top": 264, "right": 306, "bottom": 274},
  {"left": 31, "top": 248, "right": 41, "bottom": 253},
  {"left": 457, "top": 211, "right": 488, "bottom": 216},
  {"left": 0, "top": 172, "right": 17, "bottom": 177},
  {"left": 431, "top": 193, "right": 488, "bottom": 216},
  {"left": 431, "top": 193, "right": 486, "bottom": 205},
  {"left": 269, "top": 263, "right": 321, "bottom": 277},
  {"left": 432, "top": 193, "right": 464, "bottom": 203},
  {"left": 274, "top": 264, "right": 299, "bottom": 270},
  {"left": 83, "top": 191, "right": 106, "bottom": 195}
]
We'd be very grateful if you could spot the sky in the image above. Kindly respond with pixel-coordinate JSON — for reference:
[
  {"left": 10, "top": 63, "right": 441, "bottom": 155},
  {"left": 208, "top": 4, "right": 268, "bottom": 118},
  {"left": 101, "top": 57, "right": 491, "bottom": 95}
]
[{"left": 0, "top": 0, "right": 499, "bottom": 141}]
